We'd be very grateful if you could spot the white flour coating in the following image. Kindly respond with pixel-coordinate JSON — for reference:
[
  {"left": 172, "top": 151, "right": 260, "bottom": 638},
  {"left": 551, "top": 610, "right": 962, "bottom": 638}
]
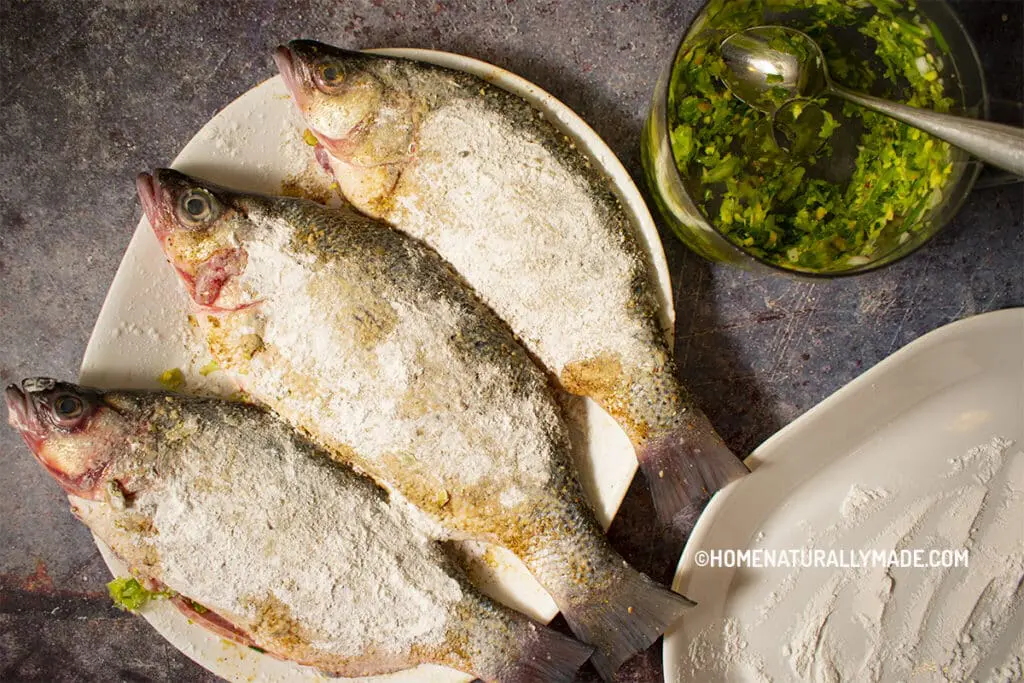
[
  {"left": 840, "top": 484, "right": 890, "bottom": 520},
  {"left": 989, "top": 653, "right": 1024, "bottom": 683},
  {"left": 135, "top": 412, "right": 464, "bottom": 658},
  {"left": 382, "top": 99, "right": 660, "bottom": 375},
  {"left": 686, "top": 437, "right": 1023, "bottom": 682},
  {"left": 679, "top": 618, "right": 772, "bottom": 682},
  {"left": 947, "top": 436, "right": 1015, "bottom": 484},
  {"left": 784, "top": 493, "right": 941, "bottom": 681},
  {"left": 278, "top": 115, "right": 317, "bottom": 175},
  {"left": 784, "top": 437, "right": 1023, "bottom": 682},
  {"left": 218, "top": 212, "right": 556, "bottom": 499}
]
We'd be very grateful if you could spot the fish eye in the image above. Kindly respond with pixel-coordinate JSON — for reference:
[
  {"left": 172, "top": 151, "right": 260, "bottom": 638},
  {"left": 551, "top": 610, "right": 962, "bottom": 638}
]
[
  {"left": 185, "top": 196, "right": 207, "bottom": 217},
  {"left": 317, "top": 62, "right": 344, "bottom": 87},
  {"left": 177, "top": 189, "right": 217, "bottom": 226},
  {"left": 53, "top": 394, "right": 84, "bottom": 420}
]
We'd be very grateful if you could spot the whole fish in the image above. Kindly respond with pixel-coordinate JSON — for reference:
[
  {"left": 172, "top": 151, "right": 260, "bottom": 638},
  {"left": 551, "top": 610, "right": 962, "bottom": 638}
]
[
  {"left": 5, "top": 378, "right": 592, "bottom": 682},
  {"left": 274, "top": 40, "right": 749, "bottom": 528},
  {"left": 138, "top": 169, "right": 692, "bottom": 678}
]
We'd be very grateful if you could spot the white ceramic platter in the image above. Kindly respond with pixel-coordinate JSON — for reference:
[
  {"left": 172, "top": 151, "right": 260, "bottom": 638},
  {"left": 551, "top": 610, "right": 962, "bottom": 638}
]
[
  {"left": 78, "top": 50, "right": 673, "bottom": 682},
  {"left": 664, "top": 308, "right": 1024, "bottom": 682}
]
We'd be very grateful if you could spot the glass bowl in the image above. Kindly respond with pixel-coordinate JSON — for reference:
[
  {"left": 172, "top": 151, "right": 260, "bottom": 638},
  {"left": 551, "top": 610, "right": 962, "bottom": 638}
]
[{"left": 641, "top": 0, "right": 988, "bottom": 278}]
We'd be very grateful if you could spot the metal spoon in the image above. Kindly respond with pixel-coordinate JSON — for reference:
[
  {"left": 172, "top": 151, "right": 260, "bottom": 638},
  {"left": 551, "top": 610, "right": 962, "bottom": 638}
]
[{"left": 720, "top": 26, "right": 1024, "bottom": 176}]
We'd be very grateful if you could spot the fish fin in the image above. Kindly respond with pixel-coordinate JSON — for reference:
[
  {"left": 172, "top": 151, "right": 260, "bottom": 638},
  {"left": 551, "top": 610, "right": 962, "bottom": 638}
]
[
  {"left": 491, "top": 623, "right": 592, "bottom": 683},
  {"left": 560, "top": 566, "right": 694, "bottom": 680},
  {"left": 638, "top": 412, "right": 749, "bottom": 529},
  {"left": 170, "top": 595, "right": 258, "bottom": 648}
]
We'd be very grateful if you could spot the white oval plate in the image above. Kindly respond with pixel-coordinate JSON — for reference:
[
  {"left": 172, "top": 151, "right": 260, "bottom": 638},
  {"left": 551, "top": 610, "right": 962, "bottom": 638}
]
[
  {"left": 663, "top": 308, "right": 1024, "bottom": 682},
  {"left": 79, "top": 49, "right": 673, "bottom": 682}
]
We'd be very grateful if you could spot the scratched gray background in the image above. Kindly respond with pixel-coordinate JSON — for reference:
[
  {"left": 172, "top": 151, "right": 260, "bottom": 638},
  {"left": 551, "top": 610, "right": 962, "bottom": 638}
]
[{"left": 1, "top": 0, "right": 1021, "bottom": 681}]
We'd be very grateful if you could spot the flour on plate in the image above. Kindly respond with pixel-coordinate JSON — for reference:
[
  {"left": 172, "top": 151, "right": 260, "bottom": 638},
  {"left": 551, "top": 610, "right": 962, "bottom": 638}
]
[
  {"left": 679, "top": 618, "right": 772, "bottom": 683},
  {"left": 839, "top": 484, "right": 890, "bottom": 520},
  {"left": 684, "top": 436, "right": 1023, "bottom": 682}
]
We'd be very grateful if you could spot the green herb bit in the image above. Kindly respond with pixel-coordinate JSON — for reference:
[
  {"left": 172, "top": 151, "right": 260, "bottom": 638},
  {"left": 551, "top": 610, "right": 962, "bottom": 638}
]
[
  {"left": 158, "top": 368, "right": 185, "bottom": 391},
  {"left": 199, "top": 360, "right": 221, "bottom": 377},
  {"left": 891, "top": 15, "right": 929, "bottom": 40},
  {"left": 819, "top": 109, "right": 840, "bottom": 139},
  {"left": 927, "top": 19, "right": 951, "bottom": 54},
  {"left": 671, "top": 125, "right": 696, "bottom": 167},
  {"left": 702, "top": 155, "right": 744, "bottom": 184},
  {"left": 865, "top": 0, "right": 902, "bottom": 16},
  {"left": 766, "top": 85, "right": 791, "bottom": 105},
  {"left": 108, "top": 577, "right": 172, "bottom": 612}
]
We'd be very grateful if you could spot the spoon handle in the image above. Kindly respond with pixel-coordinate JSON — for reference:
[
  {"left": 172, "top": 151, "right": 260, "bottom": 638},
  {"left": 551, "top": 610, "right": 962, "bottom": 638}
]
[{"left": 832, "top": 85, "right": 1024, "bottom": 177}]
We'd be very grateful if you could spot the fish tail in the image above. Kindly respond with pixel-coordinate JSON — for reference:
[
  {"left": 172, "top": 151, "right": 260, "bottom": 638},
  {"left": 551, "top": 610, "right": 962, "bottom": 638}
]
[
  {"left": 637, "top": 410, "right": 748, "bottom": 529},
  {"left": 559, "top": 563, "right": 693, "bottom": 680},
  {"left": 488, "top": 622, "right": 592, "bottom": 683}
]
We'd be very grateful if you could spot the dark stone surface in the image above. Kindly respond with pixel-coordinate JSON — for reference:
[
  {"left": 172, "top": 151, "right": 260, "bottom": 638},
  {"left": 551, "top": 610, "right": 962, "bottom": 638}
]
[{"left": 0, "top": 0, "right": 1020, "bottom": 681}]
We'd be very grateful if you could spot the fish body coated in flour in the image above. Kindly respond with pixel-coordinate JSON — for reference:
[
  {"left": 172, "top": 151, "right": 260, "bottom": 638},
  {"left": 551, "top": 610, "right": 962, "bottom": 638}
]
[
  {"left": 5, "top": 379, "right": 592, "bottom": 681},
  {"left": 275, "top": 40, "right": 749, "bottom": 530},
  {"left": 139, "top": 169, "right": 692, "bottom": 677}
]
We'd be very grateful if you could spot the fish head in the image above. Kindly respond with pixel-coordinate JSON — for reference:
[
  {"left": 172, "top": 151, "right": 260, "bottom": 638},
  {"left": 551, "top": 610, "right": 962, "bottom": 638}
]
[
  {"left": 138, "top": 169, "right": 253, "bottom": 311},
  {"left": 5, "top": 379, "right": 132, "bottom": 499},
  {"left": 275, "top": 40, "right": 416, "bottom": 165}
]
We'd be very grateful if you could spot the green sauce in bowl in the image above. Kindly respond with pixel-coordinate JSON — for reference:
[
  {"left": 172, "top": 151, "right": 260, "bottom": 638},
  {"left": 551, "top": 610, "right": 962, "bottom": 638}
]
[{"left": 668, "top": 0, "right": 958, "bottom": 272}]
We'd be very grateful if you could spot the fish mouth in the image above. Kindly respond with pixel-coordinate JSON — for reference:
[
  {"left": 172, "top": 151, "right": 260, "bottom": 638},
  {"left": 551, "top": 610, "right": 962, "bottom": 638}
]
[
  {"left": 274, "top": 45, "right": 308, "bottom": 109},
  {"left": 136, "top": 172, "right": 169, "bottom": 240},
  {"left": 138, "top": 171, "right": 195, "bottom": 288},
  {"left": 6, "top": 381, "right": 47, "bottom": 454},
  {"left": 5, "top": 384, "right": 29, "bottom": 430}
]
